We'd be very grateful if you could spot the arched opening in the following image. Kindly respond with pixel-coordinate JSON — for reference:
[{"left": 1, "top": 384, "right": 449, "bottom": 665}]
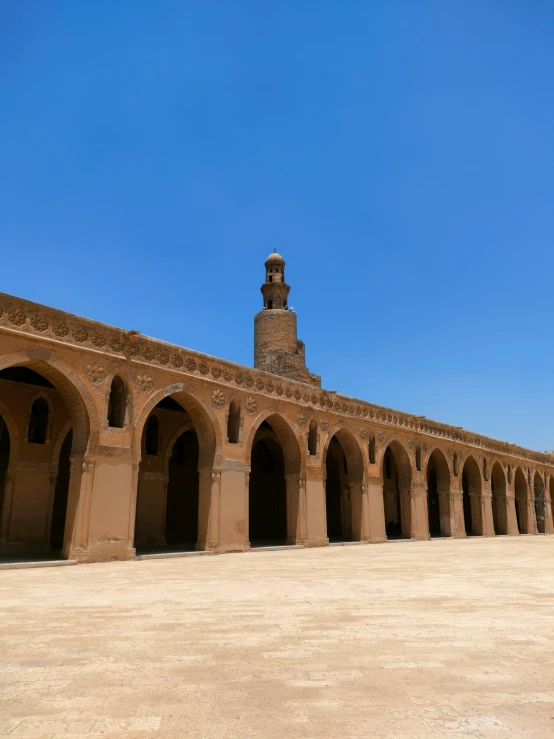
[
  {"left": 107, "top": 375, "right": 127, "bottom": 428},
  {"left": 50, "top": 429, "right": 72, "bottom": 551},
  {"left": 28, "top": 398, "right": 49, "bottom": 444},
  {"left": 0, "top": 361, "right": 91, "bottom": 561},
  {"left": 514, "top": 467, "right": 529, "bottom": 534},
  {"left": 135, "top": 393, "right": 213, "bottom": 554},
  {"left": 248, "top": 414, "right": 301, "bottom": 548},
  {"left": 325, "top": 437, "right": 347, "bottom": 541},
  {"left": 534, "top": 471, "right": 546, "bottom": 534},
  {"left": 462, "top": 456, "right": 482, "bottom": 536},
  {"left": 308, "top": 421, "right": 317, "bottom": 456},
  {"left": 426, "top": 449, "right": 450, "bottom": 537},
  {"left": 368, "top": 434, "right": 375, "bottom": 465},
  {"left": 382, "top": 441, "right": 412, "bottom": 539},
  {"left": 227, "top": 401, "right": 240, "bottom": 444},
  {"left": 491, "top": 462, "right": 507, "bottom": 535},
  {"left": 145, "top": 415, "right": 160, "bottom": 456},
  {"left": 165, "top": 430, "right": 199, "bottom": 546},
  {"left": 324, "top": 428, "right": 365, "bottom": 543},
  {"left": 250, "top": 425, "right": 286, "bottom": 544}
]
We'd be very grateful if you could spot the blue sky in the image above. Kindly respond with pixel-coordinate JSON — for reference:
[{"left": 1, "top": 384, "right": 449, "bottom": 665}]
[{"left": 1, "top": 1, "right": 553, "bottom": 451}]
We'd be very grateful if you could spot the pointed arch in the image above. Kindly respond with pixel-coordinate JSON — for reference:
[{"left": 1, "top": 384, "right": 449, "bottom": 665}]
[
  {"left": 533, "top": 470, "right": 546, "bottom": 534},
  {"left": 245, "top": 408, "right": 304, "bottom": 476},
  {"left": 0, "top": 349, "right": 95, "bottom": 455},
  {"left": 133, "top": 382, "right": 221, "bottom": 468},
  {"left": 381, "top": 437, "right": 412, "bottom": 539},
  {"left": 462, "top": 455, "right": 482, "bottom": 536},
  {"left": 322, "top": 423, "right": 366, "bottom": 542},
  {"left": 514, "top": 466, "right": 529, "bottom": 534},
  {"left": 425, "top": 447, "right": 451, "bottom": 537},
  {"left": 491, "top": 461, "right": 507, "bottom": 535},
  {"left": 246, "top": 410, "right": 304, "bottom": 546}
]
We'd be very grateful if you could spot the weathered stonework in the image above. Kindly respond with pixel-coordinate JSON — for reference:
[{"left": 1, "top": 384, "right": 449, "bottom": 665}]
[{"left": 0, "top": 252, "right": 552, "bottom": 563}]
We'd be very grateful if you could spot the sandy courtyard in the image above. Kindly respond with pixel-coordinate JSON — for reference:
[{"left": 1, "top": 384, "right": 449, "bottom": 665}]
[{"left": 0, "top": 538, "right": 553, "bottom": 738}]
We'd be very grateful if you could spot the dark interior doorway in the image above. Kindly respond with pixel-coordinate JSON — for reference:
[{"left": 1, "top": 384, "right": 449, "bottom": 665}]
[
  {"left": 165, "top": 429, "right": 199, "bottom": 548},
  {"left": 427, "top": 466, "right": 441, "bottom": 537},
  {"left": 50, "top": 429, "right": 72, "bottom": 551},
  {"left": 249, "top": 423, "right": 287, "bottom": 546},
  {"left": 325, "top": 436, "right": 347, "bottom": 542}
]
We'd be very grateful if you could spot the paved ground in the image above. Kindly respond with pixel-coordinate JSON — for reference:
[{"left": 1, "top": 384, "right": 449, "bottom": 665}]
[{"left": 0, "top": 538, "right": 554, "bottom": 738}]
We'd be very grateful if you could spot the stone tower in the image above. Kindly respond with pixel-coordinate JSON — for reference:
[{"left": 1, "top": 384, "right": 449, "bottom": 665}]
[{"left": 254, "top": 251, "right": 321, "bottom": 387}]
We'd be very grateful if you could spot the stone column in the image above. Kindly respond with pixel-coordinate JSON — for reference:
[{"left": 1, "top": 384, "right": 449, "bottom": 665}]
[
  {"left": 480, "top": 485, "right": 495, "bottom": 536},
  {"left": 526, "top": 492, "right": 537, "bottom": 535},
  {"left": 66, "top": 450, "right": 136, "bottom": 562},
  {"left": 197, "top": 466, "right": 220, "bottom": 552},
  {"left": 0, "top": 473, "right": 15, "bottom": 552},
  {"left": 366, "top": 475, "right": 386, "bottom": 543},
  {"left": 448, "top": 482, "right": 466, "bottom": 538},
  {"left": 126, "top": 463, "right": 141, "bottom": 554},
  {"left": 438, "top": 487, "right": 451, "bottom": 536},
  {"left": 244, "top": 472, "right": 251, "bottom": 549},
  {"left": 304, "top": 472, "right": 327, "bottom": 547},
  {"left": 505, "top": 485, "right": 519, "bottom": 535},
  {"left": 285, "top": 473, "right": 300, "bottom": 544},
  {"left": 63, "top": 455, "right": 93, "bottom": 561},
  {"left": 341, "top": 483, "right": 353, "bottom": 540},
  {"left": 359, "top": 483, "right": 370, "bottom": 542},
  {"left": 410, "top": 481, "right": 430, "bottom": 540},
  {"left": 297, "top": 474, "right": 307, "bottom": 544},
  {"left": 216, "top": 462, "right": 249, "bottom": 553}
]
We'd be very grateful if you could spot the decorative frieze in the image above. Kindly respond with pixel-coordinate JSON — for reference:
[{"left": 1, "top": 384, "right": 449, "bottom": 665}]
[{"left": 0, "top": 292, "right": 552, "bottom": 468}]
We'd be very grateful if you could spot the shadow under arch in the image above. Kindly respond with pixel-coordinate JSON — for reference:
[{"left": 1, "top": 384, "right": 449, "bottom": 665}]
[
  {"left": 132, "top": 383, "right": 222, "bottom": 553},
  {"left": 533, "top": 470, "right": 546, "bottom": 534},
  {"left": 246, "top": 410, "right": 304, "bottom": 547},
  {"left": 0, "top": 350, "right": 96, "bottom": 455},
  {"left": 381, "top": 437, "right": 412, "bottom": 539},
  {"left": 491, "top": 461, "right": 507, "bottom": 535},
  {"left": 462, "top": 455, "right": 483, "bottom": 536},
  {"left": 425, "top": 446, "right": 451, "bottom": 537},
  {"left": 133, "top": 382, "right": 221, "bottom": 468},
  {"left": 514, "top": 466, "right": 529, "bottom": 534},
  {"left": 322, "top": 422, "right": 365, "bottom": 542},
  {"left": 0, "top": 350, "right": 96, "bottom": 560}
]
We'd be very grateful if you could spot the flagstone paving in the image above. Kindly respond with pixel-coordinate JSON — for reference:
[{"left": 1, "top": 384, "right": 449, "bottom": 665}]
[{"left": 0, "top": 537, "right": 553, "bottom": 738}]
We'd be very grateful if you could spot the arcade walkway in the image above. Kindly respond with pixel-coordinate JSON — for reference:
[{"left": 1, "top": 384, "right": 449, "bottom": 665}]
[{"left": 0, "top": 538, "right": 553, "bottom": 737}]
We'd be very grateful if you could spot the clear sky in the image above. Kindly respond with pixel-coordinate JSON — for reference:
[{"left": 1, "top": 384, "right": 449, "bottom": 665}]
[{"left": 1, "top": 2, "right": 553, "bottom": 451}]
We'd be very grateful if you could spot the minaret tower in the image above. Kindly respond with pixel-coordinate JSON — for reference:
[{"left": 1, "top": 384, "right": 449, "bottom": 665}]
[{"left": 254, "top": 252, "right": 320, "bottom": 387}]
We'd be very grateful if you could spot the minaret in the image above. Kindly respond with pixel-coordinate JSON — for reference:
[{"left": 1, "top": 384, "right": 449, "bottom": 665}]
[{"left": 254, "top": 252, "right": 321, "bottom": 387}]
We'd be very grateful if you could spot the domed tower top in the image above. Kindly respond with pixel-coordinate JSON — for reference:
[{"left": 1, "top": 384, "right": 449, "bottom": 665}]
[
  {"left": 261, "top": 250, "right": 289, "bottom": 308},
  {"left": 264, "top": 250, "right": 286, "bottom": 286}
]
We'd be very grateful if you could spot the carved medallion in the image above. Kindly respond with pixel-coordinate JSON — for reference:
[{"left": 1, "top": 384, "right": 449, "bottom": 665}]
[
  {"left": 296, "top": 411, "right": 307, "bottom": 428},
  {"left": 359, "top": 427, "right": 368, "bottom": 439},
  {"left": 52, "top": 320, "right": 69, "bottom": 338},
  {"left": 8, "top": 308, "right": 26, "bottom": 327},
  {"left": 72, "top": 326, "right": 88, "bottom": 343},
  {"left": 185, "top": 357, "right": 197, "bottom": 372},
  {"left": 199, "top": 361, "right": 209, "bottom": 375},
  {"left": 91, "top": 331, "right": 105, "bottom": 348},
  {"left": 211, "top": 365, "right": 222, "bottom": 379},
  {"left": 171, "top": 354, "right": 183, "bottom": 368},
  {"left": 135, "top": 374, "right": 153, "bottom": 394},
  {"left": 245, "top": 396, "right": 257, "bottom": 415},
  {"left": 320, "top": 417, "right": 329, "bottom": 431},
  {"left": 30, "top": 315, "right": 48, "bottom": 332},
  {"left": 211, "top": 389, "right": 225, "bottom": 410},
  {"left": 157, "top": 350, "right": 169, "bottom": 365},
  {"left": 84, "top": 362, "right": 106, "bottom": 385}
]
